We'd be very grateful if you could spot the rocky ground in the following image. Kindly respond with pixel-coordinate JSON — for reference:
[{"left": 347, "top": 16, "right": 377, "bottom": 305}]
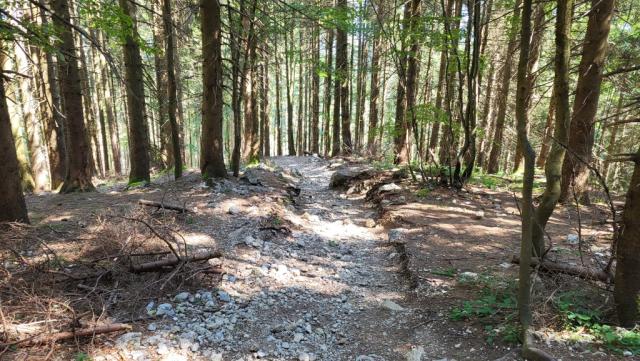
[{"left": 6, "top": 156, "right": 633, "bottom": 361}]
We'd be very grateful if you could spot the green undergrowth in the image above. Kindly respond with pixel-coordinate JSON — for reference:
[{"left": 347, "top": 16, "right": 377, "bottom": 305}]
[
  {"left": 554, "top": 290, "right": 640, "bottom": 355},
  {"left": 451, "top": 274, "right": 640, "bottom": 355},
  {"left": 449, "top": 273, "right": 520, "bottom": 345}
]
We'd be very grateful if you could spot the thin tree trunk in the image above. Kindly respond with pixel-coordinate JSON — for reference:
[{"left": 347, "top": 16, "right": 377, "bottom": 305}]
[
  {"left": 261, "top": 57, "right": 271, "bottom": 157},
  {"left": 53, "top": 0, "right": 95, "bottom": 192}
]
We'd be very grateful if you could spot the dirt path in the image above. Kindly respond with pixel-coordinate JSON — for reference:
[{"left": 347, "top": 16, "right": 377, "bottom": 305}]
[{"left": 101, "top": 156, "right": 438, "bottom": 361}]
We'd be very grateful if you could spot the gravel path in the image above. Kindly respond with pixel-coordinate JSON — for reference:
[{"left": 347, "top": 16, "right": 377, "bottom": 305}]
[{"left": 104, "top": 156, "right": 431, "bottom": 361}]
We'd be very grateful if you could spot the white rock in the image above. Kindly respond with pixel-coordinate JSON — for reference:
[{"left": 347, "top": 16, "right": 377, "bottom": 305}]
[
  {"left": 174, "top": 292, "right": 190, "bottom": 302},
  {"left": 382, "top": 300, "right": 405, "bottom": 312},
  {"left": 567, "top": 234, "right": 580, "bottom": 245},
  {"left": 406, "top": 346, "right": 424, "bottom": 361},
  {"left": 380, "top": 183, "right": 402, "bottom": 192},
  {"left": 210, "top": 353, "right": 223, "bottom": 361},
  {"left": 228, "top": 205, "right": 241, "bottom": 215}
]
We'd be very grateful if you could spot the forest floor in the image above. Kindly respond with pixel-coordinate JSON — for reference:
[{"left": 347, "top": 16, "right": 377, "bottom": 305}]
[{"left": 1, "top": 156, "right": 634, "bottom": 360}]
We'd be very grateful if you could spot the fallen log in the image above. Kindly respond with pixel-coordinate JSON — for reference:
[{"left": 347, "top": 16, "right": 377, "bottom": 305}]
[
  {"left": 4, "top": 323, "right": 131, "bottom": 347},
  {"left": 131, "top": 250, "right": 222, "bottom": 273},
  {"left": 512, "top": 255, "right": 613, "bottom": 283},
  {"left": 138, "top": 199, "right": 190, "bottom": 213}
]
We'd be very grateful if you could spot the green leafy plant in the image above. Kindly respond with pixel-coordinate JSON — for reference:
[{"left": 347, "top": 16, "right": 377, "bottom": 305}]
[{"left": 416, "top": 188, "right": 431, "bottom": 198}]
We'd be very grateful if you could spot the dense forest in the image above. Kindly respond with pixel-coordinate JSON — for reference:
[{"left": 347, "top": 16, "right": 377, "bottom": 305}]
[{"left": 0, "top": 0, "right": 639, "bottom": 359}]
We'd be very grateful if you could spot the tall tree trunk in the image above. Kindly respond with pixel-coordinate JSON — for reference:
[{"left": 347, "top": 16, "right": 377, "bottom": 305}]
[
  {"left": 285, "top": 31, "right": 296, "bottom": 155},
  {"left": 89, "top": 30, "right": 110, "bottom": 175},
  {"left": 337, "top": 0, "right": 352, "bottom": 154},
  {"left": 104, "top": 58, "right": 122, "bottom": 175},
  {"left": 512, "top": 4, "right": 545, "bottom": 173},
  {"left": 531, "top": 0, "right": 573, "bottom": 257},
  {"left": 52, "top": 0, "right": 95, "bottom": 192},
  {"left": 297, "top": 29, "right": 304, "bottom": 155},
  {"left": 76, "top": 30, "right": 101, "bottom": 177},
  {"left": 403, "top": 0, "right": 421, "bottom": 166},
  {"left": 0, "top": 49, "right": 29, "bottom": 223},
  {"left": 239, "top": 0, "right": 259, "bottom": 163},
  {"left": 323, "top": 29, "right": 334, "bottom": 157},
  {"left": 15, "top": 40, "right": 48, "bottom": 191},
  {"left": 311, "top": 25, "right": 320, "bottom": 154},
  {"left": 476, "top": 60, "right": 495, "bottom": 169},
  {"left": 614, "top": 148, "right": 640, "bottom": 327},
  {"left": 429, "top": 43, "right": 448, "bottom": 160},
  {"left": 227, "top": 2, "right": 243, "bottom": 176},
  {"left": 153, "top": 0, "right": 170, "bottom": 169},
  {"left": 275, "top": 37, "right": 283, "bottom": 156},
  {"left": 261, "top": 57, "right": 271, "bottom": 157},
  {"left": 331, "top": 27, "right": 341, "bottom": 157},
  {"left": 162, "top": 0, "right": 183, "bottom": 178},
  {"left": 514, "top": 0, "right": 553, "bottom": 358},
  {"left": 200, "top": 0, "right": 226, "bottom": 180},
  {"left": 35, "top": 0, "right": 66, "bottom": 188},
  {"left": 367, "top": 26, "right": 381, "bottom": 155},
  {"left": 393, "top": 0, "right": 412, "bottom": 165},
  {"left": 559, "top": 0, "right": 615, "bottom": 203},
  {"left": 119, "top": 0, "right": 151, "bottom": 184},
  {"left": 485, "top": 0, "right": 521, "bottom": 174}
]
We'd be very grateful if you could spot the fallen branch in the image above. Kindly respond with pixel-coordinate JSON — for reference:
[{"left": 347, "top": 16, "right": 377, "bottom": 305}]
[
  {"left": 3, "top": 323, "right": 131, "bottom": 347},
  {"left": 138, "top": 199, "right": 190, "bottom": 213},
  {"left": 130, "top": 250, "right": 222, "bottom": 273},
  {"left": 512, "top": 255, "right": 613, "bottom": 283}
]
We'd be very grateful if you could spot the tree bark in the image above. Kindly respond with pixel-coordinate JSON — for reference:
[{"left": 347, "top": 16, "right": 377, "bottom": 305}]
[
  {"left": 331, "top": 27, "right": 341, "bottom": 157},
  {"left": 559, "top": 0, "right": 615, "bottom": 204},
  {"left": 119, "top": 0, "right": 150, "bottom": 185},
  {"left": 614, "top": 149, "right": 640, "bottom": 327},
  {"left": 485, "top": 0, "right": 521, "bottom": 174},
  {"left": 0, "top": 49, "right": 29, "bottom": 223},
  {"left": 162, "top": 0, "right": 183, "bottom": 179},
  {"left": 336, "top": 0, "right": 352, "bottom": 154},
  {"left": 535, "top": 87, "right": 557, "bottom": 169},
  {"left": 531, "top": 0, "right": 573, "bottom": 257},
  {"left": 52, "top": 0, "right": 95, "bottom": 192},
  {"left": 261, "top": 57, "right": 271, "bottom": 157},
  {"left": 275, "top": 37, "right": 283, "bottom": 156},
  {"left": 311, "top": 25, "right": 321, "bottom": 154},
  {"left": 15, "top": 40, "right": 48, "bottom": 191},
  {"left": 285, "top": 31, "right": 296, "bottom": 156},
  {"left": 200, "top": 0, "right": 227, "bottom": 180},
  {"left": 153, "top": 0, "right": 170, "bottom": 169},
  {"left": 323, "top": 29, "right": 334, "bottom": 157},
  {"left": 367, "top": 24, "right": 381, "bottom": 155}
]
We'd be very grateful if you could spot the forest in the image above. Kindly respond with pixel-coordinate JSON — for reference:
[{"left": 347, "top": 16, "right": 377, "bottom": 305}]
[{"left": 0, "top": 0, "right": 639, "bottom": 359}]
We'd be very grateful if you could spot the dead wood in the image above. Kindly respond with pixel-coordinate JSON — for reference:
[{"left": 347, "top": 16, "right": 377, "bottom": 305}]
[
  {"left": 511, "top": 255, "right": 613, "bottom": 283},
  {"left": 130, "top": 250, "right": 222, "bottom": 273},
  {"left": 138, "top": 199, "right": 190, "bottom": 213},
  {"left": 3, "top": 323, "right": 131, "bottom": 347}
]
